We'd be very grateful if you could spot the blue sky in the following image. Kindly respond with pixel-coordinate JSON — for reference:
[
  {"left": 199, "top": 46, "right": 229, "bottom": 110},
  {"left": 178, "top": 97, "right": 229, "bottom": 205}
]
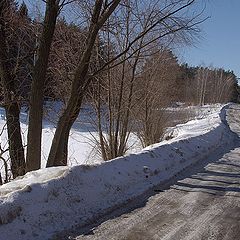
[
  {"left": 181, "top": 0, "right": 240, "bottom": 78},
  {"left": 21, "top": 0, "right": 239, "bottom": 78}
]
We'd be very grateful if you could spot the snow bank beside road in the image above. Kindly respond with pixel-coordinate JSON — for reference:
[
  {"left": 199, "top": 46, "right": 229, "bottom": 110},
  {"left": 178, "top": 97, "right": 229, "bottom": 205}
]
[{"left": 0, "top": 104, "right": 237, "bottom": 240}]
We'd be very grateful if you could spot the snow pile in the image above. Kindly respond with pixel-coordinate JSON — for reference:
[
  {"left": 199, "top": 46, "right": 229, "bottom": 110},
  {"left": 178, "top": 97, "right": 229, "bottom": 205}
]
[
  {"left": 0, "top": 104, "right": 237, "bottom": 240},
  {"left": 162, "top": 104, "right": 225, "bottom": 141}
]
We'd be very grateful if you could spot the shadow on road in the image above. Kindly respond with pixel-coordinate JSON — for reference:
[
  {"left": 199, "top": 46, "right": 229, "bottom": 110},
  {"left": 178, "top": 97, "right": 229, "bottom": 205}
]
[{"left": 171, "top": 150, "right": 240, "bottom": 197}]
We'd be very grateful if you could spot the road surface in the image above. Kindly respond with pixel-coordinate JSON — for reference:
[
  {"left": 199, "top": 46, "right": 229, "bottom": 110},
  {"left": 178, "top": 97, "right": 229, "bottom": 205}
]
[{"left": 65, "top": 105, "right": 240, "bottom": 240}]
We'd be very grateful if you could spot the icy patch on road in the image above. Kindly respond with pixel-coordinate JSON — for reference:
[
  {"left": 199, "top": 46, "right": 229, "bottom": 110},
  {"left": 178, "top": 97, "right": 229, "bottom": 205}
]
[{"left": 0, "top": 104, "right": 237, "bottom": 240}]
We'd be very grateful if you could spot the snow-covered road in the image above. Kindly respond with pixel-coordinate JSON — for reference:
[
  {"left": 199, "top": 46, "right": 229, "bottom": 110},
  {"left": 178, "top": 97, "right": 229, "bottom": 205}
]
[{"left": 69, "top": 104, "right": 240, "bottom": 240}]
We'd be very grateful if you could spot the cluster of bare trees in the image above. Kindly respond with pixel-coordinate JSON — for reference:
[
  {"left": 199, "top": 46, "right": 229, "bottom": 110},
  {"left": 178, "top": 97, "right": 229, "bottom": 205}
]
[
  {"left": 46, "top": 20, "right": 89, "bottom": 103},
  {"left": 0, "top": 0, "right": 210, "bottom": 182},
  {"left": 87, "top": 0, "right": 201, "bottom": 159},
  {"left": 177, "top": 65, "right": 238, "bottom": 105},
  {"left": 134, "top": 50, "right": 180, "bottom": 147}
]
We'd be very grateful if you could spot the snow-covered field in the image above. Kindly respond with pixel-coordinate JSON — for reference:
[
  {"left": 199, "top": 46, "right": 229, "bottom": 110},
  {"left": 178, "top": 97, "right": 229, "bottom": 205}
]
[
  {"left": 0, "top": 103, "right": 237, "bottom": 240},
  {"left": 0, "top": 104, "right": 102, "bottom": 179}
]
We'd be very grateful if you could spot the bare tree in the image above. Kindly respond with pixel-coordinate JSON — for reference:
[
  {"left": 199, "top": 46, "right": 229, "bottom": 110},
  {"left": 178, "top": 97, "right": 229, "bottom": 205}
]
[
  {"left": 26, "top": 0, "right": 62, "bottom": 171},
  {"left": 86, "top": 0, "right": 201, "bottom": 159},
  {"left": 90, "top": 1, "right": 145, "bottom": 160},
  {"left": 135, "top": 49, "right": 180, "bottom": 147},
  {"left": 193, "top": 66, "right": 237, "bottom": 105},
  {"left": 46, "top": 0, "right": 123, "bottom": 166},
  {"left": 0, "top": 0, "right": 28, "bottom": 178},
  {"left": 209, "top": 68, "right": 237, "bottom": 103},
  {"left": 46, "top": 0, "right": 203, "bottom": 166},
  {"left": 0, "top": 123, "right": 10, "bottom": 185},
  {"left": 196, "top": 66, "right": 209, "bottom": 106}
]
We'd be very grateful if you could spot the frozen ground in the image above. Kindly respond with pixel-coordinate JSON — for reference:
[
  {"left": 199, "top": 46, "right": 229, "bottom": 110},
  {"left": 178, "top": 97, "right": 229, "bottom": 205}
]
[{"left": 0, "top": 103, "right": 238, "bottom": 240}]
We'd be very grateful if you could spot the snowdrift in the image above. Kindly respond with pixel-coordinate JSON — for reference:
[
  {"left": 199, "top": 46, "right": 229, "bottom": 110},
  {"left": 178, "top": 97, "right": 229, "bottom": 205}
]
[{"left": 0, "top": 104, "right": 237, "bottom": 240}]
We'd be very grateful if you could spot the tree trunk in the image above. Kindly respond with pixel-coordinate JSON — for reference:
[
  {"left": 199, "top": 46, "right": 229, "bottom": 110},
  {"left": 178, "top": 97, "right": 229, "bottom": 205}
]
[
  {"left": 119, "top": 48, "right": 141, "bottom": 155},
  {"left": 0, "top": 4, "right": 26, "bottom": 178},
  {"left": 46, "top": 3, "right": 102, "bottom": 166},
  {"left": 46, "top": 0, "right": 121, "bottom": 166},
  {"left": 96, "top": 78, "right": 107, "bottom": 161},
  {"left": 47, "top": 93, "right": 84, "bottom": 166},
  {"left": 6, "top": 104, "right": 25, "bottom": 178},
  {"left": 26, "top": 0, "right": 59, "bottom": 172}
]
